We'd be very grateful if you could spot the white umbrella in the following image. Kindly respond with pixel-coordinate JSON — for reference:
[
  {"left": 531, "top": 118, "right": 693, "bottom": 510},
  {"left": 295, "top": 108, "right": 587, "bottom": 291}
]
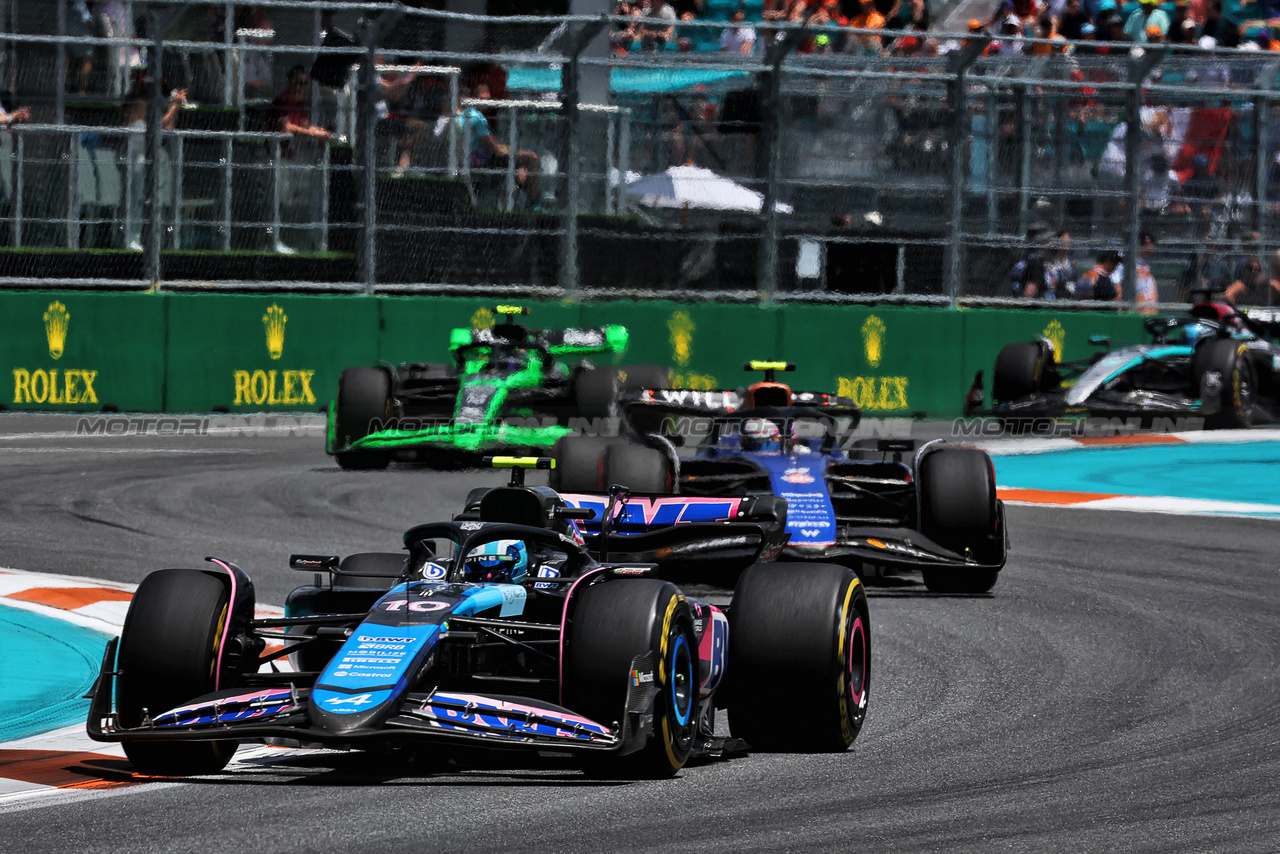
[{"left": 625, "top": 165, "right": 793, "bottom": 214}]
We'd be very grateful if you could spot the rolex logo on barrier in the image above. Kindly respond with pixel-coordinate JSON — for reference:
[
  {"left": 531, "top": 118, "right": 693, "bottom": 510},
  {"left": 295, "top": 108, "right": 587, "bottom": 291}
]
[
  {"left": 1043, "top": 319, "right": 1064, "bottom": 362},
  {"left": 232, "top": 303, "right": 317, "bottom": 407},
  {"left": 669, "top": 311, "right": 694, "bottom": 367},
  {"left": 838, "top": 315, "right": 908, "bottom": 412},
  {"left": 667, "top": 310, "right": 716, "bottom": 391},
  {"left": 862, "top": 315, "right": 885, "bottom": 368},
  {"left": 263, "top": 304, "right": 287, "bottom": 360},
  {"left": 472, "top": 307, "right": 495, "bottom": 331},
  {"left": 44, "top": 301, "right": 69, "bottom": 360},
  {"left": 12, "top": 301, "right": 100, "bottom": 405}
]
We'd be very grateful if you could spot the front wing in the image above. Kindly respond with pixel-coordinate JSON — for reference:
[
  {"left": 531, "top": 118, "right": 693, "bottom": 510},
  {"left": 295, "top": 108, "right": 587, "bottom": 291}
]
[{"left": 87, "top": 639, "right": 659, "bottom": 756}]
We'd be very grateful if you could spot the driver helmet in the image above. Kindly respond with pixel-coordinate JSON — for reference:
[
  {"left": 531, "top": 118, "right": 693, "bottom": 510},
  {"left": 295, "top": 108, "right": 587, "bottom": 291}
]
[
  {"left": 1182, "top": 321, "right": 1212, "bottom": 346},
  {"left": 742, "top": 418, "right": 782, "bottom": 452},
  {"left": 463, "top": 539, "right": 528, "bottom": 584}
]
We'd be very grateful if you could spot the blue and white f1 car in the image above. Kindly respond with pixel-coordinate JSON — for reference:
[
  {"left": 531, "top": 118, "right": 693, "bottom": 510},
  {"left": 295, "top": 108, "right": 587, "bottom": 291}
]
[
  {"left": 87, "top": 458, "right": 870, "bottom": 777},
  {"left": 547, "top": 363, "right": 1008, "bottom": 595}
]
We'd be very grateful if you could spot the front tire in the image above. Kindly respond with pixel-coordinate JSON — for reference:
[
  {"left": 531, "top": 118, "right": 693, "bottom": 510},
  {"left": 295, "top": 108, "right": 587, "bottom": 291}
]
[
  {"left": 1193, "top": 339, "right": 1256, "bottom": 429},
  {"left": 992, "top": 341, "right": 1054, "bottom": 403},
  {"left": 564, "top": 579, "right": 697, "bottom": 777},
  {"left": 116, "top": 569, "right": 239, "bottom": 776},
  {"left": 917, "top": 447, "right": 1000, "bottom": 594},
  {"left": 334, "top": 366, "right": 392, "bottom": 471},
  {"left": 726, "top": 563, "right": 869, "bottom": 752}
]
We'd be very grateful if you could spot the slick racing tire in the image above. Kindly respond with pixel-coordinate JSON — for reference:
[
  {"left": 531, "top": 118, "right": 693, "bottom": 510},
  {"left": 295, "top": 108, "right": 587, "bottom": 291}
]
[
  {"left": 564, "top": 579, "right": 697, "bottom": 778},
  {"left": 572, "top": 367, "right": 619, "bottom": 421},
  {"left": 604, "top": 441, "right": 673, "bottom": 494},
  {"left": 917, "top": 447, "right": 1000, "bottom": 594},
  {"left": 1192, "top": 339, "right": 1257, "bottom": 429},
  {"left": 726, "top": 563, "right": 869, "bottom": 752},
  {"left": 618, "top": 364, "right": 670, "bottom": 392},
  {"left": 334, "top": 366, "right": 392, "bottom": 471},
  {"left": 550, "top": 434, "right": 616, "bottom": 493},
  {"left": 336, "top": 552, "right": 407, "bottom": 590},
  {"left": 992, "top": 341, "right": 1052, "bottom": 404},
  {"left": 116, "top": 569, "right": 239, "bottom": 776}
]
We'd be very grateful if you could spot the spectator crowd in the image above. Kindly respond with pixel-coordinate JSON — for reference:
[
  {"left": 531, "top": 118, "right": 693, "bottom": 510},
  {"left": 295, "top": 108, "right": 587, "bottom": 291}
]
[{"left": 609, "top": 0, "right": 1280, "bottom": 58}]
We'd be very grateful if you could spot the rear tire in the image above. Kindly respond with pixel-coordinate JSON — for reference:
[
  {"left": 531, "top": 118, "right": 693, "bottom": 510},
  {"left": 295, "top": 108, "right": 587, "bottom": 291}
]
[
  {"left": 604, "top": 442, "right": 673, "bottom": 494},
  {"left": 1192, "top": 339, "right": 1256, "bottom": 429},
  {"left": 334, "top": 367, "right": 392, "bottom": 471},
  {"left": 116, "top": 569, "right": 239, "bottom": 776},
  {"left": 550, "top": 434, "right": 616, "bottom": 493},
  {"left": 917, "top": 447, "right": 1000, "bottom": 594},
  {"left": 993, "top": 341, "right": 1052, "bottom": 403},
  {"left": 573, "top": 367, "right": 618, "bottom": 421},
  {"left": 618, "top": 364, "right": 670, "bottom": 392},
  {"left": 726, "top": 563, "right": 869, "bottom": 752},
  {"left": 564, "top": 579, "right": 697, "bottom": 778}
]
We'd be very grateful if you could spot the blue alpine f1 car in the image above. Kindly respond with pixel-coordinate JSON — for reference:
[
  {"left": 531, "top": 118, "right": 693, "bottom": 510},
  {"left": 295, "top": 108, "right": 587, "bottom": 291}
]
[
  {"left": 87, "top": 459, "right": 870, "bottom": 777},
  {"left": 545, "top": 363, "right": 1008, "bottom": 595}
]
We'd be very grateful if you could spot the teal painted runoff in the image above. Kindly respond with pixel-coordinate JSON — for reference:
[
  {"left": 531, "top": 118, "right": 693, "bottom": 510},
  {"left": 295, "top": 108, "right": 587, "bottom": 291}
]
[
  {"left": 0, "top": 604, "right": 110, "bottom": 742},
  {"left": 993, "top": 441, "right": 1280, "bottom": 508}
]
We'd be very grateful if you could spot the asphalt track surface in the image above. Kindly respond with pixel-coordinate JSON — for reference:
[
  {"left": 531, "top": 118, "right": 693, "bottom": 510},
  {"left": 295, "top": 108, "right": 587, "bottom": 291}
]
[{"left": 2, "top": 415, "right": 1279, "bottom": 852}]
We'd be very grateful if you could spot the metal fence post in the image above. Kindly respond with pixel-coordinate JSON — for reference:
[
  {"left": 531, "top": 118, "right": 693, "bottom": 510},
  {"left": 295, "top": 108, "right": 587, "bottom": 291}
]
[
  {"left": 944, "top": 39, "right": 986, "bottom": 304},
  {"left": 757, "top": 27, "right": 805, "bottom": 303},
  {"left": 1253, "top": 61, "right": 1280, "bottom": 234},
  {"left": 145, "top": 21, "right": 163, "bottom": 284},
  {"left": 321, "top": 143, "right": 331, "bottom": 253},
  {"left": 55, "top": 1, "right": 66, "bottom": 126},
  {"left": 223, "top": 2, "right": 234, "bottom": 107},
  {"left": 1125, "top": 47, "right": 1164, "bottom": 302},
  {"left": 272, "top": 137, "right": 282, "bottom": 246},
  {"left": 66, "top": 132, "right": 79, "bottom": 250},
  {"left": 13, "top": 133, "right": 22, "bottom": 248},
  {"left": 356, "top": 8, "right": 404, "bottom": 295},
  {"left": 143, "top": 6, "right": 184, "bottom": 287},
  {"left": 505, "top": 104, "right": 518, "bottom": 212},
  {"left": 222, "top": 136, "right": 233, "bottom": 250},
  {"left": 1017, "top": 82, "right": 1032, "bottom": 239},
  {"left": 558, "top": 17, "right": 608, "bottom": 298},
  {"left": 172, "top": 134, "right": 183, "bottom": 250}
]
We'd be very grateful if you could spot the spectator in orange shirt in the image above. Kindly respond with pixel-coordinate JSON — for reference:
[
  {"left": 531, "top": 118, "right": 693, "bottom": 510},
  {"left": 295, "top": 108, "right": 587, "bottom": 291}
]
[{"left": 843, "top": 0, "right": 884, "bottom": 53}]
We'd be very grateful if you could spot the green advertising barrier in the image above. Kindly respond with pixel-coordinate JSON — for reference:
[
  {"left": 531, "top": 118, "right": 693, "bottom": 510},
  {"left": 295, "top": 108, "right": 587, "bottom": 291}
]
[
  {"left": 961, "top": 310, "right": 1148, "bottom": 408},
  {"left": 578, "top": 300, "right": 782, "bottom": 390},
  {"left": 0, "top": 290, "right": 1153, "bottom": 418},
  {"left": 376, "top": 297, "right": 582, "bottom": 367},
  {"left": 777, "top": 305, "right": 965, "bottom": 416},
  {"left": 165, "top": 293, "right": 380, "bottom": 411},
  {"left": 0, "top": 290, "right": 166, "bottom": 411}
]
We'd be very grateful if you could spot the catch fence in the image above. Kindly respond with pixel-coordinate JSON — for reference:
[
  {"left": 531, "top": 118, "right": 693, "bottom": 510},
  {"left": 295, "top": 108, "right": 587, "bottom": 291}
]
[{"left": 2, "top": 2, "right": 1280, "bottom": 308}]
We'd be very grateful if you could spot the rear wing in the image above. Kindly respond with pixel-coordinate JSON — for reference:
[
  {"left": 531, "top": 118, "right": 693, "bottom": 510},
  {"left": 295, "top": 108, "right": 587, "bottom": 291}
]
[
  {"left": 620, "top": 389, "right": 862, "bottom": 446},
  {"left": 557, "top": 492, "right": 788, "bottom": 566}
]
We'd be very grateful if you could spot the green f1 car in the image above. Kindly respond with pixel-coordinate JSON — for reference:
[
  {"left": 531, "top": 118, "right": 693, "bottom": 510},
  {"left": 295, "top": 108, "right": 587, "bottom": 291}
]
[{"left": 326, "top": 307, "right": 669, "bottom": 469}]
